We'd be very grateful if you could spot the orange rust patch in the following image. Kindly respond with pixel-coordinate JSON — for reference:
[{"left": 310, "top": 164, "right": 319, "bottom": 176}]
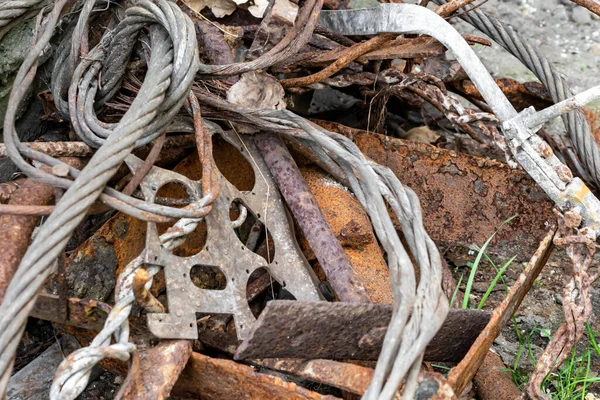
[
  {"left": 300, "top": 167, "right": 393, "bottom": 304},
  {"left": 314, "top": 120, "right": 556, "bottom": 263}
]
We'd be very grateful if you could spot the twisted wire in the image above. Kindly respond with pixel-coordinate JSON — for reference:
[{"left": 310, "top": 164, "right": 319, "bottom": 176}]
[
  {"left": 432, "top": 0, "right": 600, "bottom": 188},
  {"left": 0, "top": 0, "right": 200, "bottom": 395},
  {"left": 5, "top": 0, "right": 208, "bottom": 223},
  {"left": 210, "top": 101, "right": 448, "bottom": 399},
  {"left": 51, "top": 215, "right": 201, "bottom": 399},
  {"left": 0, "top": 0, "right": 45, "bottom": 27}
]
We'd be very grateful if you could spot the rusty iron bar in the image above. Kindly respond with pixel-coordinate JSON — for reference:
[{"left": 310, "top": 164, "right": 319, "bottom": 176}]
[
  {"left": 433, "top": 0, "right": 478, "bottom": 17},
  {"left": 472, "top": 351, "right": 522, "bottom": 400},
  {"left": 30, "top": 293, "right": 111, "bottom": 331},
  {"left": 116, "top": 340, "right": 192, "bottom": 400},
  {"left": 172, "top": 352, "right": 340, "bottom": 400},
  {"left": 0, "top": 158, "right": 82, "bottom": 303},
  {"left": 258, "top": 359, "right": 374, "bottom": 395},
  {"left": 235, "top": 301, "right": 490, "bottom": 362},
  {"left": 0, "top": 179, "right": 54, "bottom": 302},
  {"left": 254, "top": 133, "right": 371, "bottom": 303},
  {"left": 257, "top": 359, "right": 456, "bottom": 398},
  {"left": 446, "top": 228, "right": 556, "bottom": 395},
  {"left": 570, "top": 0, "right": 600, "bottom": 17},
  {"left": 280, "top": 34, "right": 395, "bottom": 88}
]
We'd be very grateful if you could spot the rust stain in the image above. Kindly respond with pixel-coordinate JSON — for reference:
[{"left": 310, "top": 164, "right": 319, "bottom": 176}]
[
  {"left": 172, "top": 352, "right": 340, "bottom": 400},
  {"left": 299, "top": 167, "right": 393, "bottom": 304},
  {"left": 314, "top": 120, "right": 556, "bottom": 263}
]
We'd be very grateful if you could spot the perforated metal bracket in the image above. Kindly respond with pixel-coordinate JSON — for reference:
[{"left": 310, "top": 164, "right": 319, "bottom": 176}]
[{"left": 127, "top": 131, "right": 323, "bottom": 340}]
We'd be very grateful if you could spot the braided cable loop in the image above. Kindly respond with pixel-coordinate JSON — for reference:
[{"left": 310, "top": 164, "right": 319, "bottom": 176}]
[
  {"left": 0, "top": 0, "right": 200, "bottom": 395},
  {"left": 0, "top": 0, "right": 45, "bottom": 27},
  {"left": 432, "top": 0, "right": 600, "bottom": 188}
]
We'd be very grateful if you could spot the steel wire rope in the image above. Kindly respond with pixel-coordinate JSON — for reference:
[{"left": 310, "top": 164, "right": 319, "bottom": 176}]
[
  {"left": 0, "top": 0, "right": 45, "bottom": 28},
  {"left": 0, "top": 0, "right": 200, "bottom": 395},
  {"left": 192, "top": 95, "right": 449, "bottom": 399},
  {"left": 432, "top": 0, "right": 600, "bottom": 188},
  {"left": 3, "top": 0, "right": 210, "bottom": 223},
  {"left": 51, "top": 93, "right": 219, "bottom": 399}
]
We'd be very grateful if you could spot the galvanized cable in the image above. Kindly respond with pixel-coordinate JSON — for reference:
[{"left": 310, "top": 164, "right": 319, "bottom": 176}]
[
  {"left": 288, "top": 113, "right": 448, "bottom": 400},
  {"left": 432, "top": 0, "right": 600, "bottom": 188},
  {"left": 4, "top": 0, "right": 208, "bottom": 223},
  {"left": 0, "top": 0, "right": 200, "bottom": 395},
  {"left": 50, "top": 219, "right": 197, "bottom": 399},
  {"left": 52, "top": 93, "right": 219, "bottom": 399},
  {"left": 201, "top": 97, "right": 448, "bottom": 398},
  {"left": 0, "top": 0, "right": 45, "bottom": 28}
]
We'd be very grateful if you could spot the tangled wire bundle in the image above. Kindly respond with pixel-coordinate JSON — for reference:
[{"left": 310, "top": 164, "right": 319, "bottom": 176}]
[
  {"left": 2, "top": 0, "right": 600, "bottom": 399},
  {"left": 0, "top": 0, "right": 447, "bottom": 399}
]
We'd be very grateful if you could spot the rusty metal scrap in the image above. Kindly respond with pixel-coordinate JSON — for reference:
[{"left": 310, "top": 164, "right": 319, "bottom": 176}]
[
  {"left": 235, "top": 301, "right": 490, "bottom": 362},
  {"left": 30, "top": 293, "right": 111, "bottom": 331},
  {"left": 451, "top": 78, "right": 553, "bottom": 113},
  {"left": 258, "top": 359, "right": 374, "bottom": 395},
  {"left": 315, "top": 120, "right": 556, "bottom": 262},
  {"left": 472, "top": 351, "right": 522, "bottom": 400},
  {"left": 298, "top": 166, "right": 393, "bottom": 304},
  {"left": 255, "top": 133, "right": 370, "bottom": 303},
  {"left": 525, "top": 213, "right": 598, "bottom": 400},
  {"left": 116, "top": 340, "right": 192, "bottom": 400},
  {"left": 171, "top": 352, "right": 340, "bottom": 400},
  {"left": 145, "top": 130, "right": 322, "bottom": 341},
  {"left": 0, "top": 176, "right": 55, "bottom": 302}
]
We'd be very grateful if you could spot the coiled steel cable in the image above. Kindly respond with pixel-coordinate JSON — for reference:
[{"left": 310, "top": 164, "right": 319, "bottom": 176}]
[
  {"left": 432, "top": 0, "right": 600, "bottom": 188},
  {"left": 195, "top": 90, "right": 449, "bottom": 399},
  {"left": 0, "top": 0, "right": 200, "bottom": 395},
  {"left": 0, "top": 0, "right": 45, "bottom": 27}
]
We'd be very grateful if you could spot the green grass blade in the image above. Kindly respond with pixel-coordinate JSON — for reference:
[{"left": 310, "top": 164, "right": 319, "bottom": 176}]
[
  {"left": 477, "top": 255, "right": 516, "bottom": 310},
  {"left": 462, "top": 215, "right": 516, "bottom": 309},
  {"left": 450, "top": 273, "right": 463, "bottom": 308}
]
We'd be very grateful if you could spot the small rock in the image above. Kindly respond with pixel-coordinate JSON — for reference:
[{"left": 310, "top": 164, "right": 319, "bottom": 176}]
[
  {"left": 401, "top": 126, "right": 440, "bottom": 144},
  {"left": 589, "top": 43, "right": 600, "bottom": 55},
  {"left": 572, "top": 7, "right": 592, "bottom": 24}
]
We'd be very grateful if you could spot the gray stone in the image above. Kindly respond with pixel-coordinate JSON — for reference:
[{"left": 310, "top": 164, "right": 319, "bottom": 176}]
[
  {"left": 62, "top": 236, "right": 118, "bottom": 302},
  {"left": 572, "top": 6, "right": 592, "bottom": 24},
  {"left": 0, "top": 19, "right": 35, "bottom": 123},
  {"left": 7, "top": 335, "right": 80, "bottom": 399}
]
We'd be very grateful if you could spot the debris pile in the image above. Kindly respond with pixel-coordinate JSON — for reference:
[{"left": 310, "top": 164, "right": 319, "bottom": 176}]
[{"left": 1, "top": 0, "right": 600, "bottom": 399}]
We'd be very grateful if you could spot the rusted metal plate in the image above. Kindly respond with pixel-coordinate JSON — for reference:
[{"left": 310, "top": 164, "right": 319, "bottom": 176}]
[
  {"left": 314, "top": 120, "right": 556, "bottom": 263},
  {"left": 235, "top": 301, "right": 490, "bottom": 362},
  {"left": 116, "top": 340, "right": 192, "bottom": 400},
  {"left": 30, "top": 293, "right": 110, "bottom": 331},
  {"left": 143, "top": 131, "right": 322, "bottom": 340},
  {"left": 258, "top": 359, "right": 373, "bottom": 395},
  {"left": 171, "top": 352, "right": 340, "bottom": 400}
]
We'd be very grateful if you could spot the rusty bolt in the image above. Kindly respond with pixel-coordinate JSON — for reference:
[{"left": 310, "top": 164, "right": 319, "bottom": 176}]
[
  {"left": 555, "top": 165, "right": 573, "bottom": 183},
  {"left": 52, "top": 164, "right": 70, "bottom": 177},
  {"left": 564, "top": 209, "right": 582, "bottom": 229},
  {"left": 537, "top": 142, "right": 553, "bottom": 159}
]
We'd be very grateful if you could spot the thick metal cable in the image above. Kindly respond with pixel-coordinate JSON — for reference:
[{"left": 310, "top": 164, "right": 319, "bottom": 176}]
[
  {"left": 432, "top": 0, "right": 600, "bottom": 188},
  {"left": 195, "top": 91, "right": 449, "bottom": 398},
  {"left": 0, "top": 0, "right": 200, "bottom": 395},
  {"left": 0, "top": 0, "right": 45, "bottom": 27}
]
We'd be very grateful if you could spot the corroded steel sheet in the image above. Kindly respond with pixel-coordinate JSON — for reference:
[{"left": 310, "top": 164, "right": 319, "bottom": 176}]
[{"left": 235, "top": 301, "right": 490, "bottom": 362}]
